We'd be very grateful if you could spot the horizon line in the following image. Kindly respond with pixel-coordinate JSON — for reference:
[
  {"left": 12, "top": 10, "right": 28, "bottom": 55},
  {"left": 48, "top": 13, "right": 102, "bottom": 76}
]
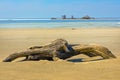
[{"left": 0, "top": 17, "right": 120, "bottom": 19}]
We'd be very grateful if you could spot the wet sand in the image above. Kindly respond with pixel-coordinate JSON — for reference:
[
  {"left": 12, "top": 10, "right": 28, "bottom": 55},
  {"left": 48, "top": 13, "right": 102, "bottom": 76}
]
[{"left": 0, "top": 28, "right": 120, "bottom": 80}]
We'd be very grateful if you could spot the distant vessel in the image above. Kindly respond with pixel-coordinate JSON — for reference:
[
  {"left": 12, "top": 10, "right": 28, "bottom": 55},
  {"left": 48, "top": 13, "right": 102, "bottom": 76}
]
[{"left": 51, "top": 15, "right": 95, "bottom": 20}]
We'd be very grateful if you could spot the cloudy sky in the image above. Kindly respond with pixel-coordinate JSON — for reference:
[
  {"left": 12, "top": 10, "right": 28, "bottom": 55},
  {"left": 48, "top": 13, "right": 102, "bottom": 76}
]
[{"left": 0, "top": 0, "right": 120, "bottom": 18}]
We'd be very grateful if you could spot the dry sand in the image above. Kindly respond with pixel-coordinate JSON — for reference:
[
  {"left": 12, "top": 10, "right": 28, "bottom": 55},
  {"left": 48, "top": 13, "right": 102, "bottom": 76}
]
[{"left": 0, "top": 28, "right": 120, "bottom": 80}]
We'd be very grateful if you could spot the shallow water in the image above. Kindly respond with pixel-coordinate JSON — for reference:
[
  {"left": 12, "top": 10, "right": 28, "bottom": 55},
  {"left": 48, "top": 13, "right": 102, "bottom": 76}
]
[{"left": 0, "top": 19, "right": 120, "bottom": 28}]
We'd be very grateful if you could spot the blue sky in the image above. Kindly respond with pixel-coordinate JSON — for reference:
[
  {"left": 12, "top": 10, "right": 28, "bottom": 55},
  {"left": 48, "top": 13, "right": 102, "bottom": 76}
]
[{"left": 0, "top": 0, "right": 120, "bottom": 18}]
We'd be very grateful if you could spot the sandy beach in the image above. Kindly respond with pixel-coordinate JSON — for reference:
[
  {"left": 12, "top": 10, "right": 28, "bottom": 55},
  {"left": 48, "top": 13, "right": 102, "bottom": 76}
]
[{"left": 0, "top": 28, "right": 120, "bottom": 80}]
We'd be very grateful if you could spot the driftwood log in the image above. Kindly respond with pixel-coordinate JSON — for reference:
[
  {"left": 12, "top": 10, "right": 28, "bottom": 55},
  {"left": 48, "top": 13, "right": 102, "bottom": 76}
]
[{"left": 3, "top": 39, "right": 116, "bottom": 62}]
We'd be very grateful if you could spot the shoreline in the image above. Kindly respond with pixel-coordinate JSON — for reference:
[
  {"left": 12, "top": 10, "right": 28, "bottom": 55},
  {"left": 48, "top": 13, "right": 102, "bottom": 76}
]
[{"left": 0, "top": 27, "right": 120, "bottom": 29}]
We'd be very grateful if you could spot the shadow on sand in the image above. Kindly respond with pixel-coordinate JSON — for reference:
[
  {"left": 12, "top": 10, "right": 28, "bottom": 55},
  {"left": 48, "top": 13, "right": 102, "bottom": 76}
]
[{"left": 67, "top": 58, "right": 103, "bottom": 63}]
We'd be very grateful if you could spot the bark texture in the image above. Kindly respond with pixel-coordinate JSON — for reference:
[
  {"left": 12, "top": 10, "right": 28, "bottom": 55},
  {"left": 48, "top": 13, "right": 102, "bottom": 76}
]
[{"left": 3, "top": 39, "right": 116, "bottom": 62}]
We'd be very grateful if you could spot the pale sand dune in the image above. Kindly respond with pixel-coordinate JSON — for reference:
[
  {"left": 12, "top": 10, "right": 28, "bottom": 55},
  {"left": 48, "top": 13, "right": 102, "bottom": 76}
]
[{"left": 0, "top": 28, "right": 120, "bottom": 80}]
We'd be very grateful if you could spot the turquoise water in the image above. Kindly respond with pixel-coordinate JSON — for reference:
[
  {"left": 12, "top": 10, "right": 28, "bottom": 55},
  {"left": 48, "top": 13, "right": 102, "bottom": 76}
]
[{"left": 0, "top": 19, "right": 120, "bottom": 28}]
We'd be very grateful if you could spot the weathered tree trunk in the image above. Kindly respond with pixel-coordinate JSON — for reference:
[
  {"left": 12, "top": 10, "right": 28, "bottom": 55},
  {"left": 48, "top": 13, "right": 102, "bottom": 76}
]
[
  {"left": 3, "top": 39, "right": 116, "bottom": 62},
  {"left": 3, "top": 39, "right": 73, "bottom": 62},
  {"left": 72, "top": 44, "right": 116, "bottom": 59}
]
